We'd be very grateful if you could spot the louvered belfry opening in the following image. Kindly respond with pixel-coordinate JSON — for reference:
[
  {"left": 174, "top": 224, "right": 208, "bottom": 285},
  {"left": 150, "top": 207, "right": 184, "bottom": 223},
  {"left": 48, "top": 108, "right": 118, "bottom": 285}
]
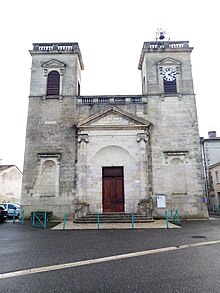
[
  {"left": 77, "top": 82, "right": 81, "bottom": 96},
  {"left": 164, "top": 80, "right": 177, "bottom": 94},
  {"left": 46, "top": 71, "right": 60, "bottom": 96}
]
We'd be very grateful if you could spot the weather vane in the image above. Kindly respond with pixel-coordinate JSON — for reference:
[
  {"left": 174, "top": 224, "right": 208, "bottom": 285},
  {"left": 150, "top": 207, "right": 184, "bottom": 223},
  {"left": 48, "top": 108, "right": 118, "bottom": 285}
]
[{"left": 156, "top": 27, "right": 170, "bottom": 41}]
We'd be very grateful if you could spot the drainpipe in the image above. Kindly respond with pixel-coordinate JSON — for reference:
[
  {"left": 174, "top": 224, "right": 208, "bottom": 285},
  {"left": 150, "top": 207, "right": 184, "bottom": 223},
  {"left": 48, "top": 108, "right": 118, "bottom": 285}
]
[{"left": 200, "top": 137, "right": 210, "bottom": 213}]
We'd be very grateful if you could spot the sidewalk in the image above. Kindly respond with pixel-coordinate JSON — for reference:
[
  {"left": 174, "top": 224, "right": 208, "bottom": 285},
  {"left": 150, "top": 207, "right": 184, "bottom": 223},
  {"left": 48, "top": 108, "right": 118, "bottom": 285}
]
[{"left": 52, "top": 220, "right": 181, "bottom": 230}]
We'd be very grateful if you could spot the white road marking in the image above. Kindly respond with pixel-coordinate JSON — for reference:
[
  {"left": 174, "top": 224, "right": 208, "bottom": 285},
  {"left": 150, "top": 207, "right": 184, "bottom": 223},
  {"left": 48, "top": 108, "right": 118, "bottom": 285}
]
[{"left": 1, "top": 239, "right": 220, "bottom": 280}]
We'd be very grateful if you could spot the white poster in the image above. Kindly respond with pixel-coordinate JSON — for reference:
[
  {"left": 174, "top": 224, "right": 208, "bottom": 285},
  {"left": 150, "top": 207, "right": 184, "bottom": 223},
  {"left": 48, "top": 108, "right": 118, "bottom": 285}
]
[{"left": 157, "top": 195, "right": 166, "bottom": 208}]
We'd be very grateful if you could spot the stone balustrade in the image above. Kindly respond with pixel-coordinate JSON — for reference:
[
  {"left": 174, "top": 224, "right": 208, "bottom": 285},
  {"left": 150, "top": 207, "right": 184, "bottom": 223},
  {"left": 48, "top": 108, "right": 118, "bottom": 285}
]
[
  {"left": 144, "top": 41, "right": 189, "bottom": 50},
  {"left": 77, "top": 95, "right": 146, "bottom": 105},
  {"left": 33, "top": 42, "right": 80, "bottom": 51}
]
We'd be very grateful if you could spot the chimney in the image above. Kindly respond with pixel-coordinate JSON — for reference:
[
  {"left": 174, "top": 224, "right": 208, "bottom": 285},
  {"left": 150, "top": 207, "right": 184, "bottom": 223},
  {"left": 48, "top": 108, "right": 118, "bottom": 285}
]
[{"left": 208, "top": 131, "right": 217, "bottom": 138}]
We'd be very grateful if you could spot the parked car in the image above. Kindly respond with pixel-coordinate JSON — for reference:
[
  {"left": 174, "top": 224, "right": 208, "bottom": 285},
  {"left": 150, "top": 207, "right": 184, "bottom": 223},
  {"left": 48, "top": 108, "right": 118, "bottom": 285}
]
[
  {"left": 0, "top": 205, "right": 8, "bottom": 222},
  {"left": 0, "top": 203, "right": 20, "bottom": 217}
]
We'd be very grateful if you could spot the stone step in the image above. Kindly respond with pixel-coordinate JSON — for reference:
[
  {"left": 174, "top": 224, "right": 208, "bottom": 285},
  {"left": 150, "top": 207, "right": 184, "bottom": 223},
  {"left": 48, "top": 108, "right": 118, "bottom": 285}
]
[
  {"left": 74, "top": 219, "right": 153, "bottom": 223},
  {"left": 74, "top": 213, "right": 153, "bottom": 223},
  {"left": 87, "top": 212, "right": 147, "bottom": 216},
  {"left": 78, "top": 213, "right": 150, "bottom": 218}
]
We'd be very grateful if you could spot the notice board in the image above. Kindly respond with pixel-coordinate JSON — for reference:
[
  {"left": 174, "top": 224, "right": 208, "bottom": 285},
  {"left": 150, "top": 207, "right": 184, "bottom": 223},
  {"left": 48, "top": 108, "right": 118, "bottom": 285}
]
[{"left": 156, "top": 195, "right": 166, "bottom": 208}]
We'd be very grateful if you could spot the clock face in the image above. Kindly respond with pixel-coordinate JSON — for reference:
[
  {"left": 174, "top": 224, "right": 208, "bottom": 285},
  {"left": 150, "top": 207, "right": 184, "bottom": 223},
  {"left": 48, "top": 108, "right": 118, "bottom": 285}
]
[{"left": 162, "top": 68, "right": 177, "bottom": 81}]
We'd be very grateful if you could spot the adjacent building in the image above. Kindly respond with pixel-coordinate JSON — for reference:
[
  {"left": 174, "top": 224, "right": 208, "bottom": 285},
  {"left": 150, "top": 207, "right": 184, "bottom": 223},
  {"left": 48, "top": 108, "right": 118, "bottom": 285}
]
[
  {"left": 21, "top": 36, "right": 208, "bottom": 220},
  {"left": 210, "top": 162, "right": 220, "bottom": 211},
  {"left": 201, "top": 131, "right": 220, "bottom": 211},
  {"left": 0, "top": 165, "right": 22, "bottom": 203}
]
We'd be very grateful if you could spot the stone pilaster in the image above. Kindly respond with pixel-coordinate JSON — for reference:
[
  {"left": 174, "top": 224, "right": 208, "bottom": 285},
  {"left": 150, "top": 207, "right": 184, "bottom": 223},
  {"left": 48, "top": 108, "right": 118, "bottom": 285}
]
[
  {"left": 137, "top": 133, "right": 149, "bottom": 199},
  {"left": 77, "top": 134, "right": 89, "bottom": 202}
]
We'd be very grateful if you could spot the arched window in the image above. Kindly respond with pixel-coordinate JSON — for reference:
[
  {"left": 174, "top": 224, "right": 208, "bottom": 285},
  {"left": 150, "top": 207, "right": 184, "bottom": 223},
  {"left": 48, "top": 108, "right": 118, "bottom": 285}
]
[{"left": 46, "top": 71, "right": 60, "bottom": 96}]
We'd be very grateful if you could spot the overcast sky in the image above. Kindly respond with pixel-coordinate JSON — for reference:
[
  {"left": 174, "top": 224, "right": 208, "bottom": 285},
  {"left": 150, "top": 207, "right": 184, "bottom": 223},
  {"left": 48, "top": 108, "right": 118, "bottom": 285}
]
[{"left": 0, "top": 0, "right": 219, "bottom": 170}]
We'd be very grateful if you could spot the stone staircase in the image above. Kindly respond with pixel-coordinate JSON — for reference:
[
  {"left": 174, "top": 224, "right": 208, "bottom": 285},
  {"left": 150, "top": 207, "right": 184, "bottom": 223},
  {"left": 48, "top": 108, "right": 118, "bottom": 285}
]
[{"left": 74, "top": 212, "right": 154, "bottom": 224}]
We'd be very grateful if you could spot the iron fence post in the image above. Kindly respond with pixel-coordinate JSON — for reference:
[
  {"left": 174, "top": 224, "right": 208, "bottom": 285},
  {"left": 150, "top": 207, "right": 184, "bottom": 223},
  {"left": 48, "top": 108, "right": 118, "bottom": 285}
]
[
  {"left": 97, "top": 212, "right": 100, "bottom": 230},
  {"left": 21, "top": 210, "right": 24, "bottom": 224},
  {"left": 63, "top": 213, "right": 67, "bottom": 230},
  {"left": 132, "top": 212, "right": 134, "bottom": 229}
]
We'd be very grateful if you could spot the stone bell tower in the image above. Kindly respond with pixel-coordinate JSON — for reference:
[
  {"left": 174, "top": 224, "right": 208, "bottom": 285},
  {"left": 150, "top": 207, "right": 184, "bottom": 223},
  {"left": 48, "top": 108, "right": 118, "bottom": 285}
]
[
  {"left": 138, "top": 32, "right": 208, "bottom": 218},
  {"left": 21, "top": 43, "right": 84, "bottom": 218}
]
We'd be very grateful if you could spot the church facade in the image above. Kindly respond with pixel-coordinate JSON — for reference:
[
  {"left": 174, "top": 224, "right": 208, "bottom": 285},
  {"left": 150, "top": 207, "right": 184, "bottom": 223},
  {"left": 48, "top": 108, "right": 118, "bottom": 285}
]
[{"left": 21, "top": 38, "right": 208, "bottom": 219}]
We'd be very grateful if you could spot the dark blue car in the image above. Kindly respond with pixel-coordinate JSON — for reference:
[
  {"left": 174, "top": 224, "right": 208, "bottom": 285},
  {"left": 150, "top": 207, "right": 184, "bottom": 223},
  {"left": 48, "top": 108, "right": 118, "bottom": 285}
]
[{"left": 0, "top": 205, "right": 7, "bottom": 222}]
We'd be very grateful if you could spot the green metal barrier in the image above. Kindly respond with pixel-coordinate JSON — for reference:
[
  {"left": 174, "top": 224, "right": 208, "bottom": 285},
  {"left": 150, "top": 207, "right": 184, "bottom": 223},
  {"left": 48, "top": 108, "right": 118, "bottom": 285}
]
[
  {"left": 165, "top": 210, "right": 169, "bottom": 228},
  {"left": 31, "top": 211, "right": 47, "bottom": 229},
  {"left": 170, "top": 208, "right": 180, "bottom": 225},
  {"left": 63, "top": 213, "right": 67, "bottom": 230},
  {"left": 13, "top": 209, "right": 16, "bottom": 223},
  {"left": 132, "top": 212, "right": 134, "bottom": 229},
  {"left": 165, "top": 208, "right": 180, "bottom": 228},
  {"left": 21, "top": 210, "right": 24, "bottom": 224},
  {"left": 97, "top": 212, "right": 100, "bottom": 230}
]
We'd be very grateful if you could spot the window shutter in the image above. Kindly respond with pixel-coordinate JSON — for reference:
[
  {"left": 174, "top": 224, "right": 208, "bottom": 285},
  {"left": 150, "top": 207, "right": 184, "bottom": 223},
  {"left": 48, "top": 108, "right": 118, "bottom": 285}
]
[
  {"left": 47, "top": 71, "right": 60, "bottom": 96},
  {"left": 164, "top": 80, "right": 177, "bottom": 94}
]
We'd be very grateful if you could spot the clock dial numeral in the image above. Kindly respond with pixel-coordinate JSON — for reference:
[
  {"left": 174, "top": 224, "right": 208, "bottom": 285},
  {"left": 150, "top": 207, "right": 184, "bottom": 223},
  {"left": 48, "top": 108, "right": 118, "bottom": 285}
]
[{"left": 162, "top": 68, "right": 176, "bottom": 81}]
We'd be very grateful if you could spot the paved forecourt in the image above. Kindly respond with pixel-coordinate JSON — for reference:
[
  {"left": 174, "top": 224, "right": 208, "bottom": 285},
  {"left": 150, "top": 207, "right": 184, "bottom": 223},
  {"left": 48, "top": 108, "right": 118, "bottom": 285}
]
[{"left": 52, "top": 219, "right": 181, "bottom": 230}]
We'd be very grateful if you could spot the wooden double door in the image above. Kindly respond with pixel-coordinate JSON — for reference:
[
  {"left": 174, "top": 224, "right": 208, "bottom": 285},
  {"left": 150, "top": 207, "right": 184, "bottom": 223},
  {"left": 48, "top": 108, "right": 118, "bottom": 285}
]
[{"left": 102, "top": 167, "right": 124, "bottom": 212}]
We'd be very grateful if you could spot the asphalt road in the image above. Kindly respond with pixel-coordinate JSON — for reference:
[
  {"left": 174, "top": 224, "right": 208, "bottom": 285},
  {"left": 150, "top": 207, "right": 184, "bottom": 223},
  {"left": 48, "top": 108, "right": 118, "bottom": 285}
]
[{"left": 1, "top": 218, "right": 220, "bottom": 292}]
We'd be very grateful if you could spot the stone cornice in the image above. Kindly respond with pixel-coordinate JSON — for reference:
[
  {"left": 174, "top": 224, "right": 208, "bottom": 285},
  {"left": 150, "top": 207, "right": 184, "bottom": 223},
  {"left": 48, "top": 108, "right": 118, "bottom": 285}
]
[
  {"left": 138, "top": 40, "right": 193, "bottom": 70},
  {"left": 30, "top": 42, "right": 84, "bottom": 70}
]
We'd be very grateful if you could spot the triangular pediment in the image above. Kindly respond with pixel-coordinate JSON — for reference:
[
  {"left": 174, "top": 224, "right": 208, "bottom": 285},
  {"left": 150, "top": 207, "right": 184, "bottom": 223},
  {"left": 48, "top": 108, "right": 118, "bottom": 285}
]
[
  {"left": 77, "top": 106, "right": 150, "bottom": 129},
  {"left": 157, "top": 57, "right": 181, "bottom": 66},
  {"left": 42, "top": 59, "right": 66, "bottom": 68}
]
